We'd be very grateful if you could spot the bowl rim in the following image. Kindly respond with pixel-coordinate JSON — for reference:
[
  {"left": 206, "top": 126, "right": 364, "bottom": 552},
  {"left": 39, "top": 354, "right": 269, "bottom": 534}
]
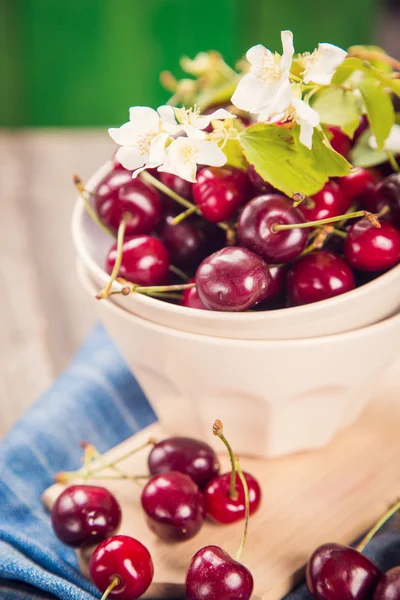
[{"left": 72, "top": 160, "right": 400, "bottom": 322}]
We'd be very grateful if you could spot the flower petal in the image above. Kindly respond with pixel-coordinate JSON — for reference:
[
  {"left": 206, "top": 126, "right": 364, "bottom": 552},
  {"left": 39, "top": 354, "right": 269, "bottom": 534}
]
[
  {"left": 195, "top": 139, "right": 227, "bottom": 167},
  {"left": 292, "top": 98, "right": 320, "bottom": 127},
  {"left": 108, "top": 122, "right": 140, "bottom": 146},
  {"left": 256, "top": 78, "right": 292, "bottom": 121},
  {"left": 303, "top": 43, "right": 347, "bottom": 85},
  {"left": 183, "top": 124, "right": 207, "bottom": 139},
  {"left": 193, "top": 108, "right": 235, "bottom": 130},
  {"left": 158, "top": 139, "right": 197, "bottom": 182},
  {"left": 298, "top": 120, "right": 315, "bottom": 149},
  {"left": 246, "top": 44, "right": 271, "bottom": 66},
  {"left": 280, "top": 30, "right": 295, "bottom": 72},
  {"left": 232, "top": 72, "right": 275, "bottom": 113},
  {"left": 148, "top": 133, "right": 170, "bottom": 164},
  {"left": 128, "top": 106, "right": 160, "bottom": 131},
  {"left": 157, "top": 105, "right": 178, "bottom": 126},
  {"left": 115, "top": 145, "right": 147, "bottom": 171}
]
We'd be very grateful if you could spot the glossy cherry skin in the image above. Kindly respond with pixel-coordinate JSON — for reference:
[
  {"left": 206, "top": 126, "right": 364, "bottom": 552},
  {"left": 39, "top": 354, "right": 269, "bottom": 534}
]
[
  {"left": 372, "top": 173, "right": 400, "bottom": 228},
  {"left": 195, "top": 246, "right": 272, "bottom": 311},
  {"left": 300, "top": 181, "right": 351, "bottom": 222},
  {"left": 327, "top": 126, "right": 352, "bottom": 158},
  {"left": 148, "top": 437, "right": 220, "bottom": 489},
  {"left": 287, "top": 251, "right": 355, "bottom": 306},
  {"left": 160, "top": 213, "right": 207, "bottom": 267},
  {"left": 238, "top": 195, "right": 309, "bottom": 263},
  {"left": 338, "top": 167, "right": 380, "bottom": 205},
  {"left": 141, "top": 471, "right": 206, "bottom": 541},
  {"left": 353, "top": 114, "right": 369, "bottom": 142},
  {"left": 105, "top": 235, "right": 170, "bottom": 286},
  {"left": 306, "top": 543, "right": 381, "bottom": 600},
  {"left": 95, "top": 171, "right": 162, "bottom": 235},
  {"left": 51, "top": 485, "right": 121, "bottom": 547},
  {"left": 204, "top": 471, "right": 261, "bottom": 524},
  {"left": 160, "top": 171, "right": 193, "bottom": 200},
  {"left": 344, "top": 220, "right": 400, "bottom": 271},
  {"left": 181, "top": 282, "right": 208, "bottom": 310},
  {"left": 373, "top": 566, "right": 400, "bottom": 600},
  {"left": 89, "top": 535, "right": 154, "bottom": 600},
  {"left": 247, "top": 164, "right": 277, "bottom": 194},
  {"left": 185, "top": 545, "right": 254, "bottom": 600},
  {"left": 193, "top": 166, "right": 250, "bottom": 222}
]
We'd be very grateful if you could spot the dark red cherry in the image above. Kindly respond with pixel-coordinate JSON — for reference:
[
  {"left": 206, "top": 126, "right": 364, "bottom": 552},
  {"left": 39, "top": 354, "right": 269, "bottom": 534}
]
[
  {"left": 160, "top": 171, "right": 193, "bottom": 200},
  {"left": 204, "top": 471, "right": 261, "bottom": 524},
  {"left": 371, "top": 173, "right": 400, "bottom": 228},
  {"left": 181, "top": 281, "right": 208, "bottom": 310},
  {"left": 338, "top": 167, "right": 381, "bottom": 205},
  {"left": 238, "top": 194, "right": 309, "bottom": 263},
  {"left": 373, "top": 566, "right": 400, "bottom": 600},
  {"left": 51, "top": 485, "right": 121, "bottom": 547},
  {"left": 160, "top": 213, "right": 207, "bottom": 267},
  {"left": 344, "top": 220, "right": 400, "bottom": 271},
  {"left": 148, "top": 437, "right": 220, "bottom": 489},
  {"left": 185, "top": 545, "right": 254, "bottom": 600},
  {"left": 247, "top": 164, "right": 277, "bottom": 194},
  {"left": 353, "top": 114, "right": 369, "bottom": 142},
  {"left": 306, "top": 543, "right": 381, "bottom": 600},
  {"left": 195, "top": 247, "right": 272, "bottom": 311},
  {"left": 95, "top": 171, "right": 162, "bottom": 235},
  {"left": 327, "top": 126, "right": 352, "bottom": 158},
  {"left": 141, "top": 471, "right": 206, "bottom": 541},
  {"left": 193, "top": 166, "right": 250, "bottom": 222},
  {"left": 105, "top": 235, "right": 170, "bottom": 286},
  {"left": 89, "top": 535, "right": 154, "bottom": 600},
  {"left": 287, "top": 250, "right": 355, "bottom": 306},
  {"left": 299, "top": 181, "right": 351, "bottom": 222}
]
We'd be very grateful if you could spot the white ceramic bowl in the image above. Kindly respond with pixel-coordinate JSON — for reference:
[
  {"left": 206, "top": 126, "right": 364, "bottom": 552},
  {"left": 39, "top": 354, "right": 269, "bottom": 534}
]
[
  {"left": 72, "top": 162, "right": 400, "bottom": 340},
  {"left": 78, "top": 261, "right": 400, "bottom": 458}
]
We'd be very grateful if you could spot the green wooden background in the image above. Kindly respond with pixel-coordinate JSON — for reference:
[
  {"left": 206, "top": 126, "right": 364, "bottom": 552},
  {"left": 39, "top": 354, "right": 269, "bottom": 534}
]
[{"left": 1, "top": 0, "right": 378, "bottom": 127}]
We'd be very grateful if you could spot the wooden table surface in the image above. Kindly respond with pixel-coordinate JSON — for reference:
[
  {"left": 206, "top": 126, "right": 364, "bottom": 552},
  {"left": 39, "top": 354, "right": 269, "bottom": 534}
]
[{"left": 0, "top": 130, "right": 114, "bottom": 437}]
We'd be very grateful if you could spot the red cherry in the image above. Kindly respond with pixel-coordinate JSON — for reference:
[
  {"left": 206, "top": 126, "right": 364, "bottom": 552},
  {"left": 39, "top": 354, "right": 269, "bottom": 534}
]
[
  {"left": 327, "top": 126, "right": 352, "bottom": 158},
  {"left": 204, "top": 472, "right": 261, "bottom": 524},
  {"left": 89, "top": 535, "right": 154, "bottom": 600},
  {"left": 105, "top": 235, "right": 170, "bottom": 286},
  {"left": 95, "top": 171, "right": 162, "bottom": 235},
  {"left": 353, "top": 115, "right": 369, "bottom": 142},
  {"left": 338, "top": 167, "right": 381, "bottom": 204},
  {"left": 160, "top": 213, "right": 208, "bottom": 267},
  {"left": 193, "top": 166, "right": 250, "bottom": 222},
  {"left": 238, "top": 194, "right": 309, "bottom": 263},
  {"left": 344, "top": 220, "right": 400, "bottom": 271},
  {"left": 371, "top": 173, "right": 400, "bottom": 228},
  {"left": 306, "top": 543, "right": 381, "bottom": 600},
  {"left": 160, "top": 171, "right": 193, "bottom": 200},
  {"left": 287, "top": 251, "right": 355, "bottom": 306},
  {"left": 51, "top": 485, "right": 121, "bottom": 547},
  {"left": 185, "top": 545, "right": 254, "bottom": 600},
  {"left": 299, "top": 181, "right": 351, "bottom": 222},
  {"left": 148, "top": 436, "right": 220, "bottom": 489},
  {"left": 247, "top": 164, "right": 277, "bottom": 194},
  {"left": 181, "top": 281, "right": 208, "bottom": 310},
  {"left": 195, "top": 247, "right": 272, "bottom": 311},
  {"left": 373, "top": 566, "right": 400, "bottom": 600},
  {"left": 141, "top": 471, "right": 206, "bottom": 541}
]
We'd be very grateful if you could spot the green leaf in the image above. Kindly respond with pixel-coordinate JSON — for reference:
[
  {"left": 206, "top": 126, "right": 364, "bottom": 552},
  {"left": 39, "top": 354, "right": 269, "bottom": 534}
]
[
  {"left": 331, "top": 57, "right": 365, "bottom": 85},
  {"left": 311, "top": 87, "right": 361, "bottom": 137},
  {"left": 358, "top": 78, "right": 394, "bottom": 151},
  {"left": 350, "top": 128, "right": 389, "bottom": 167},
  {"left": 222, "top": 138, "right": 248, "bottom": 171},
  {"left": 239, "top": 123, "right": 351, "bottom": 197},
  {"left": 348, "top": 45, "right": 393, "bottom": 74}
]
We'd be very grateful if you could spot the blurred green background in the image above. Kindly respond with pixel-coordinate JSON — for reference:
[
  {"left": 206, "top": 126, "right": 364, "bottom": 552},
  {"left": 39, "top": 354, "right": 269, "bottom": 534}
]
[{"left": 1, "top": 0, "right": 380, "bottom": 128}]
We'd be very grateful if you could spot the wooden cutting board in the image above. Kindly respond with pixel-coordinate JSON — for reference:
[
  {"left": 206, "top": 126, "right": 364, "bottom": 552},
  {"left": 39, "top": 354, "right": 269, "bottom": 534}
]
[{"left": 43, "top": 361, "right": 400, "bottom": 600}]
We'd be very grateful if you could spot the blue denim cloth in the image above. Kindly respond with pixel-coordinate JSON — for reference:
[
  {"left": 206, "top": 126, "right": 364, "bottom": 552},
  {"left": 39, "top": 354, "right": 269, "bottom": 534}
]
[{"left": 0, "top": 324, "right": 399, "bottom": 599}]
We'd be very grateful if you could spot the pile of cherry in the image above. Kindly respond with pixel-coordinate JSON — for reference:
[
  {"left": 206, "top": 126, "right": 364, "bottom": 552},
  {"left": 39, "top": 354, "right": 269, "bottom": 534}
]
[{"left": 84, "top": 122, "right": 400, "bottom": 311}]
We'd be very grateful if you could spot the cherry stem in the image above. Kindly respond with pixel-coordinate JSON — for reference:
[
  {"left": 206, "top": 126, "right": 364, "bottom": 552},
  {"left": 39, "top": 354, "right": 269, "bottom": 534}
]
[
  {"left": 90, "top": 437, "right": 156, "bottom": 474},
  {"left": 81, "top": 443, "right": 146, "bottom": 482},
  {"left": 271, "top": 209, "right": 378, "bottom": 232},
  {"left": 235, "top": 458, "right": 250, "bottom": 562},
  {"left": 122, "top": 283, "right": 195, "bottom": 296},
  {"left": 73, "top": 174, "right": 116, "bottom": 239},
  {"left": 101, "top": 576, "right": 121, "bottom": 600},
  {"left": 387, "top": 150, "right": 400, "bottom": 173},
  {"left": 172, "top": 205, "right": 198, "bottom": 225},
  {"left": 97, "top": 213, "right": 131, "bottom": 299},
  {"left": 169, "top": 265, "right": 190, "bottom": 282},
  {"left": 347, "top": 49, "right": 400, "bottom": 71},
  {"left": 356, "top": 500, "right": 400, "bottom": 553},
  {"left": 331, "top": 227, "right": 348, "bottom": 239},
  {"left": 212, "top": 419, "right": 238, "bottom": 501}
]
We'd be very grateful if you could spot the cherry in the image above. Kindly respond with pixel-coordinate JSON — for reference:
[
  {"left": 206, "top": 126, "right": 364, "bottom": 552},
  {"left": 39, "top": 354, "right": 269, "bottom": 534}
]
[
  {"left": 247, "top": 164, "right": 277, "bottom": 194},
  {"left": 195, "top": 246, "right": 272, "bottom": 311},
  {"left": 287, "top": 250, "right": 355, "bottom": 306},
  {"left": 373, "top": 566, "right": 400, "bottom": 600},
  {"left": 141, "top": 471, "right": 206, "bottom": 541},
  {"left": 237, "top": 195, "right": 309, "bottom": 263},
  {"left": 327, "top": 126, "right": 352, "bottom": 158},
  {"left": 181, "top": 280, "right": 208, "bottom": 310},
  {"left": 160, "top": 212, "right": 208, "bottom": 267},
  {"left": 338, "top": 167, "right": 381, "bottom": 205},
  {"left": 105, "top": 235, "right": 170, "bottom": 286},
  {"left": 51, "top": 485, "right": 121, "bottom": 547},
  {"left": 89, "top": 535, "right": 154, "bottom": 600},
  {"left": 193, "top": 166, "right": 250, "bottom": 222},
  {"left": 299, "top": 181, "right": 351, "bottom": 222},
  {"left": 262, "top": 265, "right": 286, "bottom": 303},
  {"left": 95, "top": 171, "right": 162, "bottom": 235},
  {"left": 344, "top": 220, "right": 400, "bottom": 271},
  {"left": 371, "top": 173, "right": 400, "bottom": 228},
  {"left": 185, "top": 545, "right": 254, "bottom": 600},
  {"left": 205, "top": 472, "right": 261, "bottom": 524},
  {"left": 148, "top": 436, "right": 220, "bottom": 489},
  {"left": 353, "top": 114, "right": 369, "bottom": 142},
  {"left": 306, "top": 543, "right": 381, "bottom": 600},
  {"left": 160, "top": 171, "right": 193, "bottom": 200}
]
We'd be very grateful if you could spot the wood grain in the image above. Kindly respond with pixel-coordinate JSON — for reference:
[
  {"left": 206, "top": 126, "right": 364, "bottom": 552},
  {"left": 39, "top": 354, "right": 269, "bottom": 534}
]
[{"left": 44, "top": 360, "right": 400, "bottom": 599}]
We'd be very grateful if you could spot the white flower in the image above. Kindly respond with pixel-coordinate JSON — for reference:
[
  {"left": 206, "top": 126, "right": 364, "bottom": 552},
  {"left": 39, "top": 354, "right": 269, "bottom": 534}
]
[
  {"left": 158, "top": 137, "right": 227, "bottom": 182},
  {"left": 301, "top": 43, "right": 347, "bottom": 85},
  {"left": 369, "top": 124, "right": 400, "bottom": 152},
  {"left": 231, "top": 30, "right": 294, "bottom": 118},
  {"left": 173, "top": 106, "right": 235, "bottom": 139},
  {"left": 260, "top": 98, "right": 320, "bottom": 149},
  {"left": 109, "top": 105, "right": 176, "bottom": 176}
]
